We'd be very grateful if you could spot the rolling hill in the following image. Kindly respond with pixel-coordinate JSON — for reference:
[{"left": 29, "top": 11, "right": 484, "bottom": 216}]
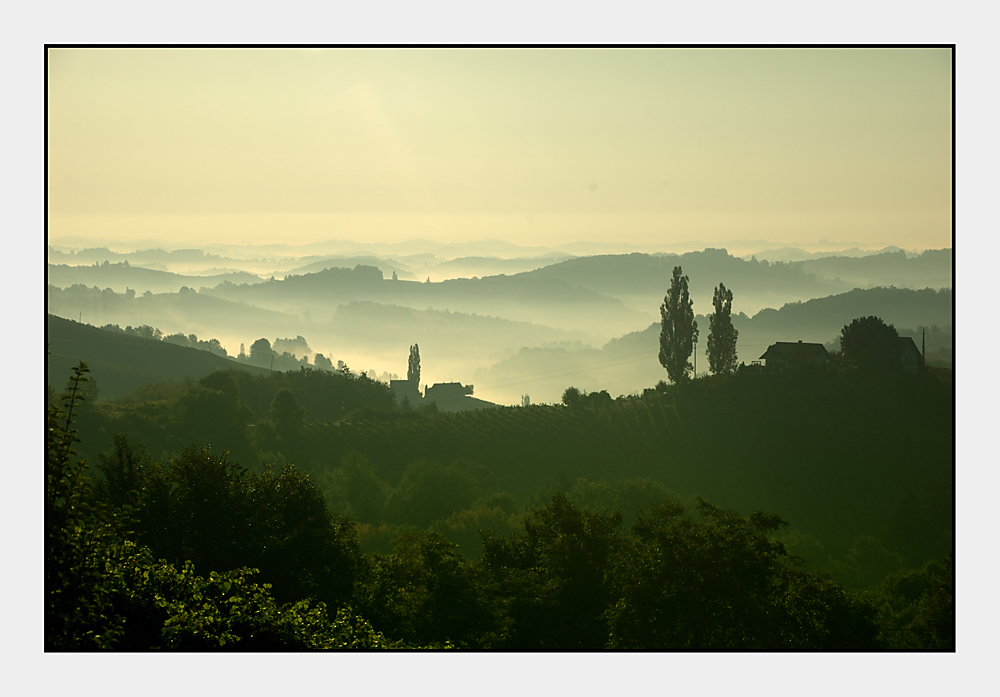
[{"left": 47, "top": 314, "right": 270, "bottom": 400}]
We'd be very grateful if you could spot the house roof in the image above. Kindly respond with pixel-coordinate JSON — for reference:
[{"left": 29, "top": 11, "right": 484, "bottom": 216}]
[{"left": 760, "top": 341, "right": 829, "bottom": 362}]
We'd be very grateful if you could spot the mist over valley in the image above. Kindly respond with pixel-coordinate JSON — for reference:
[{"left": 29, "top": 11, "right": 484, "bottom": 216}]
[
  {"left": 47, "top": 242, "right": 952, "bottom": 405},
  {"left": 44, "top": 47, "right": 955, "bottom": 653}
]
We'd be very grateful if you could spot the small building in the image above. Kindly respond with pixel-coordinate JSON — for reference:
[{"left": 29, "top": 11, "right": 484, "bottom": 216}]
[
  {"left": 423, "top": 382, "right": 496, "bottom": 412},
  {"left": 898, "top": 336, "right": 924, "bottom": 374},
  {"left": 390, "top": 379, "right": 423, "bottom": 406},
  {"left": 759, "top": 341, "right": 829, "bottom": 372},
  {"left": 424, "top": 382, "right": 474, "bottom": 400}
]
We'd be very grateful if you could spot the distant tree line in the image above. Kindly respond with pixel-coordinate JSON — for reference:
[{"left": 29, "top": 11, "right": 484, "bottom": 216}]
[{"left": 100, "top": 323, "right": 229, "bottom": 357}]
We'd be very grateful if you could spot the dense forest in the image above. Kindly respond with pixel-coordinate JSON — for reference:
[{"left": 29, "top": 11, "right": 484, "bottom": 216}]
[{"left": 47, "top": 349, "right": 953, "bottom": 650}]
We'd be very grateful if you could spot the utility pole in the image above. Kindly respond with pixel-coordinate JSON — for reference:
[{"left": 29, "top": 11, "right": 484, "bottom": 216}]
[{"left": 922, "top": 328, "right": 926, "bottom": 360}]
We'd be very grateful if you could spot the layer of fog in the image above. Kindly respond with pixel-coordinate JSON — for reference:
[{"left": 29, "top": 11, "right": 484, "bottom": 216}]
[{"left": 46, "top": 241, "right": 952, "bottom": 407}]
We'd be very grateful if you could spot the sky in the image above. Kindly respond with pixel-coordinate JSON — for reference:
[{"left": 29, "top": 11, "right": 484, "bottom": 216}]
[{"left": 47, "top": 47, "right": 953, "bottom": 253}]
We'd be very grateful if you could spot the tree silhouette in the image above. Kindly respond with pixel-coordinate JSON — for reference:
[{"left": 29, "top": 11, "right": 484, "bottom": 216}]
[
  {"left": 840, "top": 316, "right": 900, "bottom": 372},
  {"left": 658, "top": 266, "right": 698, "bottom": 384},
  {"left": 249, "top": 337, "right": 273, "bottom": 368},
  {"left": 706, "top": 282, "right": 739, "bottom": 375},
  {"left": 269, "top": 388, "right": 305, "bottom": 435},
  {"left": 561, "top": 386, "right": 583, "bottom": 407},
  {"left": 408, "top": 344, "right": 421, "bottom": 386}
]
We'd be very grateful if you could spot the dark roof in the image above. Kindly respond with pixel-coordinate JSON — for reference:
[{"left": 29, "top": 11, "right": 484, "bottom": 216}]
[
  {"left": 898, "top": 336, "right": 921, "bottom": 353},
  {"left": 760, "top": 341, "right": 829, "bottom": 363}
]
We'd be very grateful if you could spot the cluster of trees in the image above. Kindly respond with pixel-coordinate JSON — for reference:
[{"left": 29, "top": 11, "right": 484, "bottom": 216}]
[
  {"left": 839, "top": 315, "right": 913, "bottom": 372},
  {"left": 61, "top": 358, "right": 952, "bottom": 572},
  {"left": 50, "top": 366, "right": 952, "bottom": 650},
  {"left": 49, "top": 369, "right": 953, "bottom": 650},
  {"left": 98, "top": 322, "right": 230, "bottom": 357},
  {"left": 658, "top": 267, "right": 739, "bottom": 384},
  {"left": 46, "top": 365, "right": 391, "bottom": 650},
  {"left": 234, "top": 336, "right": 389, "bottom": 378},
  {"left": 95, "top": 318, "right": 369, "bottom": 380},
  {"left": 658, "top": 267, "right": 934, "bottom": 382}
]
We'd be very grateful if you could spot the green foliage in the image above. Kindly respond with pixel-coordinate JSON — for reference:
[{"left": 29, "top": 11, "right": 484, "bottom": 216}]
[
  {"left": 385, "top": 458, "right": 498, "bottom": 528},
  {"left": 706, "top": 282, "right": 739, "bottom": 375},
  {"left": 93, "top": 438, "right": 362, "bottom": 610},
  {"left": 840, "top": 315, "right": 900, "bottom": 371},
  {"left": 832, "top": 534, "right": 906, "bottom": 591},
  {"left": 103, "top": 546, "right": 388, "bottom": 650},
  {"left": 46, "top": 363, "right": 131, "bottom": 650},
  {"left": 356, "top": 531, "right": 483, "bottom": 647},
  {"left": 175, "top": 373, "right": 256, "bottom": 460},
  {"left": 319, "top": 451, "right": 390, "bottom": 525},
  {"left": 408, "top": 343, "right": 420, "bottom": 386},
  {"left": 564, "top": 477, "right": 682, "bottom": 529},
  {"left": 45, "top": 363, "right": 386, "bottom": 651},
  {"left": 268, "top": 387, "right": 306, "bottom": 434},
  {"left": 430, "top": 499, "right": 523, "bottom": 559},
  {"left": 604, "top": 498, "right": 881, "bottom": 650},
  {"left": 561, "top": 386, "right": 583, "bottom": 406},
  {"left": 480, "top": 494, "right": 622, "bottom": 650},
  {"left": 872, "top": 556, "right": 954, "bottom": 650},
  {"left": 659, "top": 266, "right": 698, "bottom": 384},
  {"left": 249, "top": 337, "right": 273, "bottom": 367}
]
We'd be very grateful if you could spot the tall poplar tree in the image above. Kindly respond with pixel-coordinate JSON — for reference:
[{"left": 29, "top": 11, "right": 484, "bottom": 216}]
[
  {"left": 707, "top": 282, "right": 739, "bottom": 375},
  {"left": 407, "top": 344, "right": 421, "bottom": 386},
  {"left": 658, "top": 266, "right": 698, "bottom": 384}
]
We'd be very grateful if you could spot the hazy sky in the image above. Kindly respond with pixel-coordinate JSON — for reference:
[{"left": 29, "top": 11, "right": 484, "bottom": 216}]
[{"left": 47, "top": 48, "right": 952, "bottom": 252}]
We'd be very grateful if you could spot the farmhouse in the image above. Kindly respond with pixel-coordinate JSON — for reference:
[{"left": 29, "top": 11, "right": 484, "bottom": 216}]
[
  {"left": 758, "top": 340, "right": 829, "bottom": 372},
  {"left": 898, "top": 336, "right": 924, "bottom": 374},
  {"left": 390, "top": 379, "right": 496, "bottom": 412},
  {"left": 389, "top": 379, "right": 422, "bottom": 407}
]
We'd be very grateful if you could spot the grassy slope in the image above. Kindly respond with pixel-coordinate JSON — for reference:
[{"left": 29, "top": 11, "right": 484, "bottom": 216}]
[{"left": 47, "top": 314, "right": 270, "bottom": 399}]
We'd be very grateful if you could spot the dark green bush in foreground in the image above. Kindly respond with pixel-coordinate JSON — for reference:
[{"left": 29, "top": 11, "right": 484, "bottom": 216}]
[{"left": 47, "top": 364, "right": 951, "bottom": 651}]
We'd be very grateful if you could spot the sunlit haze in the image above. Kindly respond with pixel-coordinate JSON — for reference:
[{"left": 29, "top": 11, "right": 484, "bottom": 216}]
[{"left": 48, "top": 48, "right": 952, "bottom": 254}]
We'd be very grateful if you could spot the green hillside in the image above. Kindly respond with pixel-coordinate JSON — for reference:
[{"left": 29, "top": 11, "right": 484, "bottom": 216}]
[
  {"left": 67, "top": 355, "right": 952, "bottom": 573},
  {"left": 46, "top": 314, "right": 270, "bottom": 399}
]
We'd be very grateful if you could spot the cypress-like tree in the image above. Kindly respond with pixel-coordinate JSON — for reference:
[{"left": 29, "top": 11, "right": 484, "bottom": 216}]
[
  {"left": 658, "top": 266, "right": 698, "bottom": 384},
  {"left": 408, "top": 344, "right": 421, "bottom": 386},
  {"left": 706, "top": 282, "right": 739, "bottom": 375}
]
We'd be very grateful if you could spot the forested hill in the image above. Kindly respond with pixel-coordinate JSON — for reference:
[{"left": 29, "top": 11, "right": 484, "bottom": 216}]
[
  {"left": 47, "top": 283, "right": 304, "bottom": 347},
  {"left": 47, "top": 262, "right": 263, "bottom": 295},
  {"left": 787, "top": 248, "right": 952, "bottom": 289},
  {"left": 66, "top": 362, "right": 953, "bottom": 576},
  {"left": 525, "top": 248, "right": 951, "bottom": 291},
  {"left": 521, "top": 249, "right": 840, "bottom": 298},
  {"left": 745, "top": 286, "right": 952, "bottom": 337},
  {"left": 198, "top": 264, "right": 649, "bottom": 335},
  {"left": 205, "top": 264, "right": 625, "bottom": 308},
  {"left": 516, "top": 248, "right": 952, "bottom": 312},
  {"left": 46, "top": 314, "right": 269, "bottom": 399},
  {"left": 473, "top": 285, "right": 953, "bottom": 405}
]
